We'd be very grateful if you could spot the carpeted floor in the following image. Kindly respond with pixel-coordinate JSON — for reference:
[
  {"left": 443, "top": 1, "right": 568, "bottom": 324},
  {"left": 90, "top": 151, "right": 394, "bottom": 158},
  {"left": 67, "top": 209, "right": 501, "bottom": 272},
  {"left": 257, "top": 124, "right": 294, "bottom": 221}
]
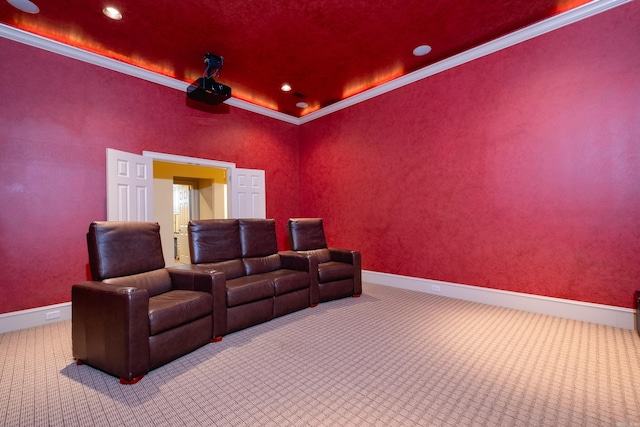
[{"left": 1, "top": 282, "right": 639, "bottom": 426}]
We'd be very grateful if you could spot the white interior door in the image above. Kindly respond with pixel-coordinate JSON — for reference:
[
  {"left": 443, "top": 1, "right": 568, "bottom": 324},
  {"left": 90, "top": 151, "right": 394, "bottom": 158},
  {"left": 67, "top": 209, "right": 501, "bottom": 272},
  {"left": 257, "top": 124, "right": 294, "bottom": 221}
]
[
  {"left": 230, "top": 168, "right": 266, "bottom": 218},
  {"left": 174, "top": 183, "right": 192, "bottom": 263},
  {"left": 106, "top": 148, "right": 153, "bottom": 221}
]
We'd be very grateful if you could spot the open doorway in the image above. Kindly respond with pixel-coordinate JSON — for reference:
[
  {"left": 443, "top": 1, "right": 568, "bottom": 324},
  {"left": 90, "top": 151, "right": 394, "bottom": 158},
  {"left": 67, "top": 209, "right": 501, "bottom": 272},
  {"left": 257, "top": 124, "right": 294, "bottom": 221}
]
[
  {"left": 173, "top": 179, "right": 199, "bottom": 263},
  {"left": 107, "top": 149, "right": 266, "bottom": 267},
  {"left": 154, "top": 160, "right": 228, "bottom": 266}
]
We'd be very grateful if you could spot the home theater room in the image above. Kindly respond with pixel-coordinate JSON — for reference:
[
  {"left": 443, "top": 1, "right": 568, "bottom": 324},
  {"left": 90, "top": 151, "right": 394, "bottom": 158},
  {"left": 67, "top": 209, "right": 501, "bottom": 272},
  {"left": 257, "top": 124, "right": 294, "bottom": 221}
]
[{"left": 1, "top": 0, "right": 639, "bottom": 425}]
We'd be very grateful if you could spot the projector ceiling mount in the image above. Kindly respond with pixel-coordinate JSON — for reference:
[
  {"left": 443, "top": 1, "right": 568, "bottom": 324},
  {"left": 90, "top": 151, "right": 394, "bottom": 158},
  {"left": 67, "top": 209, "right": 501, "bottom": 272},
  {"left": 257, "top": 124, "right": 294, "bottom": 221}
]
[
  {"left": 186, "top": 52, "right": 232, "bottom": 105},
  {"left": 203, "top": 53, "right": 223, "bottom": 79}
]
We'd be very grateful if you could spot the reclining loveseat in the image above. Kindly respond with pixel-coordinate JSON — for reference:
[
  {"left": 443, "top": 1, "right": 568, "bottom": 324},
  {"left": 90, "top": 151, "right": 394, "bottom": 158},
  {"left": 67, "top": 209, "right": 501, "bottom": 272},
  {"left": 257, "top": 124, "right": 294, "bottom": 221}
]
[{"left": 187, "top": 218, "right": 318, "bottom": 337}]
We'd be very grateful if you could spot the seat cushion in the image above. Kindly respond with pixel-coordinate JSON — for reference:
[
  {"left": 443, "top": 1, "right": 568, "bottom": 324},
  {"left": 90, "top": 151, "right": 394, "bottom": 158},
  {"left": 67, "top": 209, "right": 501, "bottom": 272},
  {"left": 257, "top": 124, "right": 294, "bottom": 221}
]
[
  {"left": 259, "top": 270, "right": 310, "bottom": 296},
  {"left": 318, "top": 261, "right": 354, "bottom": 283},
  {"left": 226, "top": 276, "right": 274, "bottom": 307},
  {"left": 148, "top": 290, "right": 212, "bottom": 336}
]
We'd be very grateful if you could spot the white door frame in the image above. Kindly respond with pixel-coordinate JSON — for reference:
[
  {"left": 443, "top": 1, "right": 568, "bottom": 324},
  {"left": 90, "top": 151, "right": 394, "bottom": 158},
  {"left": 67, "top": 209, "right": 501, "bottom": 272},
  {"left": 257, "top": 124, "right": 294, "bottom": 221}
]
[
  {"left": 143, "top": 151, "right": 237, "bottom": 214},
  {"left": 143, "top": 151, "right": 266, "bottom": 219},
  {"left": 108, "top": 150, "right": 266, "bottom": 266}
]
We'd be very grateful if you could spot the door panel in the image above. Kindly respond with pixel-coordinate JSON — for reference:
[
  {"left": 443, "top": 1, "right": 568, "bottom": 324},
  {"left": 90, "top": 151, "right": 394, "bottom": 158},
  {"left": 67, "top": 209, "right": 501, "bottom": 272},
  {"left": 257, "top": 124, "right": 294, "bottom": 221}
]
[
  {"left": 107, "top": 148, "right": 153, "bottom": 221},
  {"left": 230, "top": 168, "right": 265, "bottom": 218},
  {"left": 174, "top": 183, "right": 192, "bottom": 263}
]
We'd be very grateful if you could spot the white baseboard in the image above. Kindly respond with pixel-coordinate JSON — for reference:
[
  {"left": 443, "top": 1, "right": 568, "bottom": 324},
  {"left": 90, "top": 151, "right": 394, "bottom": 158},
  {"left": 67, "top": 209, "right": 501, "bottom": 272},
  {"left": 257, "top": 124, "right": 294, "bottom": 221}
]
[
  {"left": 0, "top": 302, "right": 71, "bottom": 334},
  {"left": 363, "top": 270, "right": 637, "bottom": 331},
  {"left": 1, "top": 274, "right": 635, "bottom": 333}
]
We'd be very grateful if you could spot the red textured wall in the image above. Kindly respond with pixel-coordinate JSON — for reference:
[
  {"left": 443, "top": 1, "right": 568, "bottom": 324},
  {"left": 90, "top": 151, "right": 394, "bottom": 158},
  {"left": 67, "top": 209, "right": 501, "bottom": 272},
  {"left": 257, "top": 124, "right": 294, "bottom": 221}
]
[
  {"left": 299, "top": 2, "right": 640, "bottom": 308},
  {"left": 1, "top": 3, "right": 638, "bottom": 315},
  {"left": 0, "top": 39, "right": 301, "bottom": 314}
]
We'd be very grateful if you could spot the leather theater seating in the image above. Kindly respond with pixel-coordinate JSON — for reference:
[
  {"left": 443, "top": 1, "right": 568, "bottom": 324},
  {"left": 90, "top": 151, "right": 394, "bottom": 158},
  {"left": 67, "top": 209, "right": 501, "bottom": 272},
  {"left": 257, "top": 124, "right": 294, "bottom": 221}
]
[
  {"left": 72, "top": 221, "right": 217, "bottom": 384},
  {"left": 186, "top": 218, "right": 318, "bottom": 337},
  {"left": 287, "top": 218, "right": 362, "bottom": 302}
]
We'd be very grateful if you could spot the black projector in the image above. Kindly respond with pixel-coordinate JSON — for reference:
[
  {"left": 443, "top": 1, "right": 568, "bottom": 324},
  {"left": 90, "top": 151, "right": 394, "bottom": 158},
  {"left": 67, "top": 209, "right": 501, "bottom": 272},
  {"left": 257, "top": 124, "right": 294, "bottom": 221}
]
[{"left": 187, "top": 77, "right": 231, "bottom": 105}]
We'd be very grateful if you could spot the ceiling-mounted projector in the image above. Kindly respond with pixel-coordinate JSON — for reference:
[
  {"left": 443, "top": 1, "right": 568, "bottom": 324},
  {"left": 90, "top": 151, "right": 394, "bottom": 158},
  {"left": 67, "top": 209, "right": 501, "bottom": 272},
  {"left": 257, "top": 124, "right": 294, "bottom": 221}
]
[
  {"left": 187, "top": 53, "right": 231, "bottom": 105},
  {"left": 187, "top": 77, "right": 231, "bottom": 105}
]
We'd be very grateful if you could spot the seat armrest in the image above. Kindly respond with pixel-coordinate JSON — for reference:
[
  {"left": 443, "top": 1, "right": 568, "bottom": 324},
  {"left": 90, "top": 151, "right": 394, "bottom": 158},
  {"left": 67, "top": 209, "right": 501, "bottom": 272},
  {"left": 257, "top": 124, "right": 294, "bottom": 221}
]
[
  {"left": 280, "top": 251, "right": 316, "bottom": 273},
  {"left": 167, "top": 265, "right": 214, "bottom": 293},
  {"left": 73, "top": 280, "right": 140, "bottom": 295},
  {"left": 328, "top": 248, "right": 359, "bottom": 264},
  {"left": 328, "top": 248, "right": 362, "bottom": 296},
  {"left": 280, "top": 251, "right": 319, "bottom": 305},
  {"left": 71, "top": 281, "right": 150, "bottom": 381},
  {"left": 165, "top": 264, "right": 228, "bottom": 339}
]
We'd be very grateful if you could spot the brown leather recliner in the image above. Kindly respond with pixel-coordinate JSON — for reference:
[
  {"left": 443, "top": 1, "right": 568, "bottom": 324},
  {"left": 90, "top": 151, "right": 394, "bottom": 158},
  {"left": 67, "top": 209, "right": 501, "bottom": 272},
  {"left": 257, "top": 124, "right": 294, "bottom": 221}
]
[
  {"left": 188, "top": 218, "right": 318, "bottom": 336},
  {"left": 72, "top": 221, "right": 220, "bottom": 384},
  {"left": 287, "top": 218, "right": 362, "bottom": 302}
]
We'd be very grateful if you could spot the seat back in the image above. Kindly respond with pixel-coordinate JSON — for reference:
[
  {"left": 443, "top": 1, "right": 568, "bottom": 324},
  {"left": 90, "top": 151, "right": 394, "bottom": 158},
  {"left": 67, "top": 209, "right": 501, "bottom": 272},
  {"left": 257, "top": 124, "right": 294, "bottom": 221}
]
[
  {"left": 87, "top": 221, "right": 165, "bottom": 281},
  {"left": 239, "top": 219, "right": 278, "bottom": 257},
  {"left": 189, "top": 219, "right": 241, "bottom": 264},
  {"left": 287, "top": 218, "right": 328, "bottom": 251},
  {"left": 240, "top": 219, "right": 281, "bottom": 275}
]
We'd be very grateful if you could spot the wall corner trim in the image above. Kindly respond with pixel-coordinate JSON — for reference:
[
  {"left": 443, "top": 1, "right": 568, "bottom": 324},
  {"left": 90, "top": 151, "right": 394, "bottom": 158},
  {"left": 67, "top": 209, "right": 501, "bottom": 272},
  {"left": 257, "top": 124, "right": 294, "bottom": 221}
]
[
  {"left": 363, "top": 270, "right": 636, "bottom": 330},
  {"left": 0, "top": 0, "right": 630, "bottom": 126},
  {"left": 0, "top": 302, "right": 72, "bottom": 334}
]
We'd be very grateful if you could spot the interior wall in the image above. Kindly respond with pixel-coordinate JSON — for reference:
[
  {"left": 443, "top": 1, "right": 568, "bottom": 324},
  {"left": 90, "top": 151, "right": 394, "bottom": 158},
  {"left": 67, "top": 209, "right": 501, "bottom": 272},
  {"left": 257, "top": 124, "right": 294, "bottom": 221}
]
[
  {"left": 0, "top": 38, "right": 302, "bottom": 314},
  {"left": 298, "top": 1, "right": 640, "bottom": 308},
  {"left": 1, "top": 2, "right": 638, "bottom": 316}
]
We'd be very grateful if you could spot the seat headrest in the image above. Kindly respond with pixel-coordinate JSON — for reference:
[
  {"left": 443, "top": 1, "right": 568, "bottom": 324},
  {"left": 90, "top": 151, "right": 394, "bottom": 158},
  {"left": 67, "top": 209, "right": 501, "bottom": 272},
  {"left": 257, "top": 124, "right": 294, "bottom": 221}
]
[
  {"left": 189, "top": 219, "right": 241, "bottom": 264},
  {"left": 287, "top": 218, "right": 327, "bottom": 251},
  {"left": 87, "top": 221, "right": 165, "bottom": 281},
  {"left": 239, "top": 219, "right": 278, "bottom": 258}
]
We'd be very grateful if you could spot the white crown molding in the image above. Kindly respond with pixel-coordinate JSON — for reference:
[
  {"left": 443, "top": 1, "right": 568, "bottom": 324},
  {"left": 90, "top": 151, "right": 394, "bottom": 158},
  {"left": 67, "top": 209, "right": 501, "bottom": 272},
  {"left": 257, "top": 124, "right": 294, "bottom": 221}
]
[
  {"left": 298, "top": 0, "right": 632, "bottom": 124},
  {"left": 0, "top": 0, "right": 632, "bottom": 127},
  {"left": 0, "top": 24, "right": 300, "bottom": 125},
  {"left": 0, "top": 23, "right": 188, "bottom": 90},
  {"left": 225, "top": 98, "right": 300, "bottom": 124},
  {"left": 363, "top": 270, "right": 636, "bottom": 330}
]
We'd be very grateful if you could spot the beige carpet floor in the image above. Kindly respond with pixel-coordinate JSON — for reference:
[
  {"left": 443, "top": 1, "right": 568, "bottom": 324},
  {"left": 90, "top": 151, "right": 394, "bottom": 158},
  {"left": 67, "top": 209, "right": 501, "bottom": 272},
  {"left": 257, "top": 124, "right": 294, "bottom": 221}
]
[{"left": 1, "top": 282, "right": 639, "bottom": 426}]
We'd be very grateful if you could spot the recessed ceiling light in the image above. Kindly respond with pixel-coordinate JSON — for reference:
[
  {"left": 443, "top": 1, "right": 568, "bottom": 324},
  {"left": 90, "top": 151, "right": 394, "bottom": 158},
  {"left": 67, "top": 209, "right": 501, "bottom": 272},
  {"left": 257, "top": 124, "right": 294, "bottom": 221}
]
[
  {"left": 103, "top": 6, "right": 123, "bottom": 20},
  {"left": 281, "top": 84, "right": 292, "bottom": 92},
  {"left": 296, "top": 102, "right": 309, "bottom": 109},
  {"left": 7, "top": 0, "right": 40, "bottom": 14},
  {"left": 413, "top": 45, "right": 432, "bottom": 56}
]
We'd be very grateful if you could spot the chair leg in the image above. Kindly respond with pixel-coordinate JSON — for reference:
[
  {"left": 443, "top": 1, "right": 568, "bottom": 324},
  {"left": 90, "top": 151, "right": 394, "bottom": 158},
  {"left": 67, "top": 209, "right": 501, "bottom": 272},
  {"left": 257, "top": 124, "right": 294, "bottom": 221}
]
[
  {"left": 119, "top": 375, "right": 144, "bottom": 385},
  {"left": 310, "top": 303, "right": 318, "bottom": 307},
  {"left": 353, "top": 293, "right": 362, "bottom": 298},
  {"left": 211, "top": 336, "right": 223, "bottom": 343},
  {"left": 78, "top": 358, "right": 144, "bottom": 384}
]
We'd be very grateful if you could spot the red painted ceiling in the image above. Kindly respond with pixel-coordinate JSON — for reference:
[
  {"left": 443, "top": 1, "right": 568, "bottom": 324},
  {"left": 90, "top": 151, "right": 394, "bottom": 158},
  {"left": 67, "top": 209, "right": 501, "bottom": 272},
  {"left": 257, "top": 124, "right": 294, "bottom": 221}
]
[{"left": 1, "top": 0, "right": 592, "bottom": 117}]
